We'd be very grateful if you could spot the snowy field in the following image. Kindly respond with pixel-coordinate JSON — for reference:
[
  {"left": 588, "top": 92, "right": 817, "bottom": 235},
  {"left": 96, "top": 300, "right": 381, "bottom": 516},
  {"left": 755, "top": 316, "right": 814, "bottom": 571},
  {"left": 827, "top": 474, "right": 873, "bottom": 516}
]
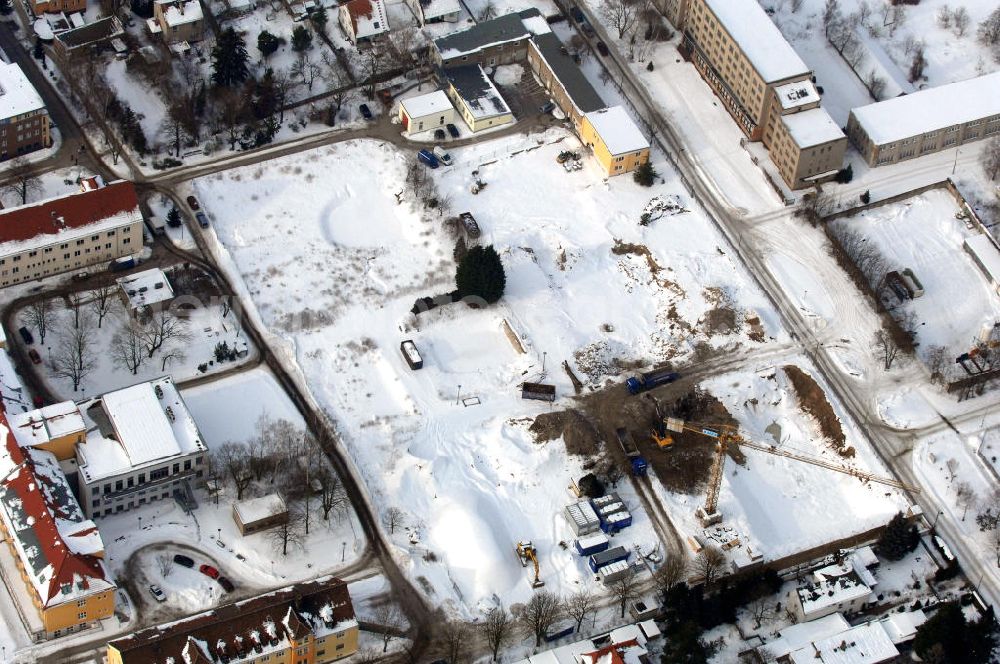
[
  {"left": 830, "top": 189, "right": 1000, "bottom": 361},
  {"left": 194, "top": 131, "right": 785, "bottom": 612}
]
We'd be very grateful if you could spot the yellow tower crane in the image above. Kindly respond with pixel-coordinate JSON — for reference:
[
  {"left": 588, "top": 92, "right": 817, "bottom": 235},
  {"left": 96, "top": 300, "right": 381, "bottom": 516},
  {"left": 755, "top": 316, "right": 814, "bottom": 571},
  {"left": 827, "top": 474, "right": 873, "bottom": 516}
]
[{"left": 658, "top": 418, "right": 921, "bottom": 526}]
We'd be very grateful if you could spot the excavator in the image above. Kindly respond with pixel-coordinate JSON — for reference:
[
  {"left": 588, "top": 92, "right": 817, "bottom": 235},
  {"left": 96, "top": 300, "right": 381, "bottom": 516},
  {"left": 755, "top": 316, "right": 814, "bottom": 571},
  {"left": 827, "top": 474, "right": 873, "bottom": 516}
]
[
  {"left": 656, "top": 418, "right": 921, "bottom": 526},
  {"left": 515, "top": 541, "right": 545, "bottom": 588}
]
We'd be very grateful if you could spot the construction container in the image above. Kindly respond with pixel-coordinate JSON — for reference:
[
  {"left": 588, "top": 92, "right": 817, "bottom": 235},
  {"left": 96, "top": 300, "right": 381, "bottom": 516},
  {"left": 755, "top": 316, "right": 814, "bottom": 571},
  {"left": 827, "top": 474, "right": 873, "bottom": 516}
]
[
  {"left": 521, "top": 382, "right": 556, "bottom": 402},
  {"left": 564, "top": 501, "right": 600, "bottom": 536},
  {"left": 400, "top": 340, "right": 423, "bottom": 370},
  {"left": 588, "top": 545, "right": 629, "bottom": 573},
  {"left": 600, "top": 510, "right": 633, "bottom": 534},
  {"left": 590, "top": 493, "right": 621, "bottom": 509},
  {"left": 596, "top": 501, "right": 626, "bottom": 519},
  {"left": 598, "top": 560, "right": 632, "bottom": 585},
  {"left": 575, "top": 533, "right": 610, "bottom": 556}
]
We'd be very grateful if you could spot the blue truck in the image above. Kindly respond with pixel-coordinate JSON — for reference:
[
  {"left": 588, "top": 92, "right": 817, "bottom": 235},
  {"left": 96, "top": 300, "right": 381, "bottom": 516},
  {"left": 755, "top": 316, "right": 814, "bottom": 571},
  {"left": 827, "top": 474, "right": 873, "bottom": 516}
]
[
  {"left": 625, "top": 368, "right": 680, "bottom": 395},
  {"left": 615, "top": 427, "right": 648, "bottom": 476},
  {"left": 588, "top": 545, "right": 629, "bottom": 573}
]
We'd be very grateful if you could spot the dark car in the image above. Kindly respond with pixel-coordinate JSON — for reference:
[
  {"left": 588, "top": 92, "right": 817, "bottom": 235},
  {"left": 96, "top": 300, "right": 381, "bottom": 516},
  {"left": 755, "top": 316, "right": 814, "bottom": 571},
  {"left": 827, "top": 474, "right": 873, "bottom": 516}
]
[
  {"left": 417, "top": 149, "right": 439, "bottom": 169},
  {"left": 218, "top": 577, "right": 235, "bottom": 593},
  {"left": 186, "top": 195, "right": 200, "bottom": 210},
  {"left": 434, "top": 128, "right": 446, "bottom": 140},
  {"left": 199, "top": 564, "right": 220, "bottom": 579},
  {"left": 446, "top": 123, "right": 460, "bottom": 138},
  {"left": 359, "top": 103, "right": 373, "bottom": 120},
  {"left": 540, "top": 101, "right": 556, "bottom": 114},
  {"left": 28, "top": 349, "right": 41, "bottom": 365},
  {"left": 173, "top": 554, "right": 194, "bottom": 568},
  {"left": 569, "top": 6, "right": 584, "bottom": 23},
  {"left": 596, "top": 41, "right": 609, "bottom": 57},
  {"left": 32, "top": 395, "right": 43, "bottom": 408},
  {"left": 196, "top": 212, "right": 210, "bottom": 228},
  {"left": 18, "top": 327, "right": 33, "bottom": 345}
]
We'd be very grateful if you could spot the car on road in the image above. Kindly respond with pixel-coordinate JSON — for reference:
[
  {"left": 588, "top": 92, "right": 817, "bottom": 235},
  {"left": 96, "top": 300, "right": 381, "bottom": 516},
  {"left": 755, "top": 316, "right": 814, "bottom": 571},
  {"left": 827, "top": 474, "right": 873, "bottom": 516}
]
[
  {"left": 417, "top": 149, "right": 439, "bottom": 169},
  {"left": 28, "top": 349, "right": 41, "bottom": 365},
  {"left": 359, "top": 103, "right": 373, "bottom": 120},
  {"left": 199, "top": 564, "right": 220, "bottom": 579},
  {"left": 18, "top": 327, "right": 33, "bottom": 345},
  {"left": 196, "top": 212, "right": 210, "bottom": 228},
  {"left": 148, "top": 584, "right": 166, "bottom": 602},
  {"left": 173, "top": 554, "right": 194, "bottom": 568},
  {"left": 446, "top": 123, "right": 460, "bottom": 138},
  {"left": 186, "top": 196, "right": 200, "bottom": 210},
  {"left": 596, "top": 41, "right": 609, "bottom": 57},
  {"left": 218, "top": 577, "right": 235, "bottom": 593},
  {"left": 569, "top": 6, "right": 584, "bottom": 23},
  {"left": 433, "top": 145, "right": 453, "bottom": 166}
]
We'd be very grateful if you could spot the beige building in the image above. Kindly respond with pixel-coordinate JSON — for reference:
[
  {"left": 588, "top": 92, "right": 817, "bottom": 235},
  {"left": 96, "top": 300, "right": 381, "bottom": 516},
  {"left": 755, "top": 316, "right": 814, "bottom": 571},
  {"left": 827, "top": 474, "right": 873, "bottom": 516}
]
[
  {"left": 444, "top": 65, "right": 514, "bottom": 133},
  {"left": 0, "top": 179, "right": 143, "bottom": 289},
  {"left": 0, "top": 63, "right": 51, "bottom": 162},
  {"left": 147, "top": 0, "right": 205, "bottom": 44},
  {"left": 847, "top": 71, "right": 1000, "bottom": 167},
  {"left": 679, "top": 0, "right": 846, "bottom": 188},
  {"left": 432, "top": 8, "right": 544, "bottom": 68}
]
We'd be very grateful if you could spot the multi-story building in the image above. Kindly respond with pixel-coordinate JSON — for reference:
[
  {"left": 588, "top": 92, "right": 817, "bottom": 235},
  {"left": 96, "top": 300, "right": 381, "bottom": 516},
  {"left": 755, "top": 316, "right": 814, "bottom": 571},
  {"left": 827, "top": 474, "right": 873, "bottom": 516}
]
[
  {"left": 75, "top": 376, "right": 208, "bottom": 519},
  {"left": 580, "top": 107, "right": 651, "bottom": 176},
  {"left": 0, "top": 62, "right": 50, "bottom": 161},
  {"left": 0, "top": 179, "right": 143, "bottom": 289},
  {"left": 147, "top": 0, "right": 204, "bottom": 44},
  {"left": 847, "top": 71, "right": 1000, "bottom": 167},
  {"left": 678, "top": 0, "right": 846, "bottom": 188},
  {"left": 432, "top": 9, "right": 541, "bottom": 68},
  {"left": 0, "top": 402, "right": 116, "bottom": 638},
  {"left": 106, "top": 577, "right": 359, "bottom": 664}
]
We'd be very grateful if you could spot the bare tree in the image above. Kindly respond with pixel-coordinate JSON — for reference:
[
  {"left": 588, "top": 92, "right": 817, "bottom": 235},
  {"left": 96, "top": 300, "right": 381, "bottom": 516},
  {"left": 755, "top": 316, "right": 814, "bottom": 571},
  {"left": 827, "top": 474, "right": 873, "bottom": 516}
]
[
  {"left": 90, "top": 284, "right": 119, "bottom": 328},
  {"left": 481, "top": 606, "right": 513, "bottom": 662},
  {"left": 864, "top": 69, "right": 886, "bottom": 100},
  {"left": 982, "top": 136, "right": 1000, "bottom": 181},
  {"left": 51, "top": 316, "right": 97, "bottom": 391},
  {"left": 909, "top": 45, "right": 927, "bottom": 83},
  {"left": 67, "top": 291, "right": 87, "bottom": 329},
  {"left": 952, "top": 6, "right": 970, "bottom": 37},
  {"left": 160, "top": 105, "right": 189, "bottom": 158},
  {"left": 372, "top": 604, "right": 403, "bottom": 652},
  {"left": 291, "top": 54, "right": 321, "bottom": 92},
  {"left": 822, "top": 0, "right": 842, "bottom": 39},
  {"left": 110, "top": 321, "right": 145, "bottom": 375},
  {"left": 873, "top": 328, "right": 900, "bottom": 371},
  {"left": 694, "top": 545, "right": 726, "bottom": 587},
  {"left": 979, "top": 7, "right": 1000, "bottom": 46},
  {"left": 946, "top": 458, "right": 959, "bottom": 484},
  {"left": 267, "top": 501, "right": 306, "bottom": 556},
  {"left": 991, "top": 524, "right": 1000, "bottom": 568},
  {"left": 355, "top": 649, "right": 380, "bottom": 664},
  {"left": 2, "top": 157, "right": 43, "bottom": 205},
  {"left": 748, "top": 596, "right": 772, "bottom": 629},
  {"left": 956, "top": 482, "right": 977, "bottom": 521},
  {"left": 610, "top": 567, "right": 640, "bottom": 618},
  {"left": 320, "top": 52, "right": 352, "bottom": 124},
  {"left": 160, "top": 346, "right": 186, "bottom": 371},
  {"left": 937, "top": 4, "right": 953, "bottom": 29},
  {"left": 354, "top": 48, "right": 383, "bottom": 100},
  {"left": 477, "top": 0, "right": 496, "bottom": 22},
  {"left": 440, "top": 621, "right": 470, "bottom": 664},
  {"left": 383, "top": 506, "right": 405, "bottom": 534},
  {"left": 601, "top": 0, "right": 638, "bottom": 39},
  {"left": 654, "top": 554, "right": 688, "bottom": 597},
  {"left": 218, "top": 88, "right": 247, "bottom": 151},
  {"left": 564, "top": 589, "right": 597, "bottom": 632},
  {"left": 157, "top": 554, "right": 173, "bottom": 578},
  {"left": 141, "top": 309, "right": 191, "bottom": 358},
  {"left": 925, "top": 345, "right": 950, "bottom": 385},
  {"left": 23, "top": 299, "right": 54, "bottom": 344},
  {"left": 518, "top": 590, "right": 562, "bottom": 647},
  {"left": 214, "top": 442, "right": 254, "bottom": 500},
  {"left": 317, "top": 466, "right": 347, "bottom": 520}
]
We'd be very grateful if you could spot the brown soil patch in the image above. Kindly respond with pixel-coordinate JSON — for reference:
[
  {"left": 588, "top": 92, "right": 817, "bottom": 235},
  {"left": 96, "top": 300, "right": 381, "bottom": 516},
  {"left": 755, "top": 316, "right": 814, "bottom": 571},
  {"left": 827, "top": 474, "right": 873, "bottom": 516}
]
[
  {"left": 529, "top": 409, "right": 601, "bottom": 456},
  {"left": 783, "top": 365, "right": 852, "bottom": 456},
  {"left": 746, "top": 316, "right": 766, "bottom": 343},
  {"left": 611, "top": 240, "right": 686, "bottom": 298}
]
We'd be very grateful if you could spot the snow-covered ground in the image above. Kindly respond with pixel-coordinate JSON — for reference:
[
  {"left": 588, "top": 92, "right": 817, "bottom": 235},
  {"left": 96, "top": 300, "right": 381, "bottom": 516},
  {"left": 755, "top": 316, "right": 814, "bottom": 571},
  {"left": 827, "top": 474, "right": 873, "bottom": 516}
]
[{"left": 194, "top": 131, "right": 786, "bottom": 613}]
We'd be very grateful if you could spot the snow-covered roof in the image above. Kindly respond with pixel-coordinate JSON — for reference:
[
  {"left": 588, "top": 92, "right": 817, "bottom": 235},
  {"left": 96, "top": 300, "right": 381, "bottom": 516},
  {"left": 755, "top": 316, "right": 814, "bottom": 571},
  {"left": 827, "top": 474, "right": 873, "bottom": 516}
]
[
  {"left": 434, "top": 9, "right": 539, "bottom": 59},
  {"left": 702, "top": 0, "right": 810, "bottom": 84},
  {"left": 155, "top": 0, "right": 202, "bottom": 27},
  {"left": 0, "top": 62, "right": 45, "bottom": 122},
  {"left": 520, "top": 14, "right": 550, "bottom": 35},
  {"left": 234, "top": 494, "right": 287, "bottom": 525},
  {"left": 516, "top": 623, "right": 650, "bottom": 664},
  {"left": 420, "top": 0, "right": 459, "bottom": 20},
  {"left": 788, "top": 621, "right": 898, "bottom": 664},
  {"left": 775, "top": 80, "right": 820, "bottom": 111},
  {"left": 878, "top": 610, "right": 926, "bottom": 644},
  {"left": 767, "top": 613, "right": 852, "bottom": 659},
  {"left": 850, "top": 71, "right": 1000, "bottom": 146},
  {"left": 965, "top": 234, "right": 1000, "bottom": 286},
  {"left": 445, "top": 65, "right": 511, "bottom": 120},
  {"left": 798, "top": 565, "right": 873, "bottom": 616},
  {"left": 584, "top": 106, "right": 649, "bottom": 156},
  {"left": 341, "top": 0, "right": 388, "bottom": 40},
  {"left": 781, "top": 108, "right": 845, "bottom": 148},
  {"left": 852, "top": 27, "right": 914, "bottom": 99},
  {"left": 117, "top": 268, "right": 174, "bottom": 311},
  {"left": 400, "top": 90, "right": 453, "bottom": 119},
  {"left": 0, "top": 353, "right": 32, "bottom": 415},
  {"left": 8, "top": 402, "right": 85, "bottom": 449}
]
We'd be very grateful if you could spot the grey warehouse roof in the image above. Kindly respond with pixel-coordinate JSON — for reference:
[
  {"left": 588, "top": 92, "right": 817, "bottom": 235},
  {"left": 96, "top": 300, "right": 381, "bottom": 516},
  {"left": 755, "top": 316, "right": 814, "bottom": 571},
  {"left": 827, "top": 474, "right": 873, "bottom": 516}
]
[
  {"left": 434, "top": 8, "right": 540, "bottom": 57},
  {"left": 531, "top": 32, "right": 604, "bottom": 114}
]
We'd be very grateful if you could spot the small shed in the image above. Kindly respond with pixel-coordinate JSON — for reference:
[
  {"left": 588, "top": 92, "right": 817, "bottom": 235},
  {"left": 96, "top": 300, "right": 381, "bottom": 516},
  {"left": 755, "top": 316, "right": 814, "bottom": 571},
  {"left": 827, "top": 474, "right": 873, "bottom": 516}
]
[
  {"left": 233, "top": 494, "right": 288, "bottom": 536},
  {"left": 399, "top": 90, "right": 456, "bottom": 136},
  {"left": 117, "top": 268, "right": 174, "bottom": 319},
  {"left": 521, "top": 382, "right": 554, "bottom": 402},
  {"left": 400, "top": 340, "right": 423, "bottom": 369},
  {"left": 564, "top": 500, "right": 600, "bottom": 536}
]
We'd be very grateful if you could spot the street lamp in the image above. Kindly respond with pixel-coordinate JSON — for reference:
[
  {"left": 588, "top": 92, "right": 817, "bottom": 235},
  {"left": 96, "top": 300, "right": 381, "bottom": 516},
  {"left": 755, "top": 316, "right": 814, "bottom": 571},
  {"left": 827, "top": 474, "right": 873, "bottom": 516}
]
[
  {"left": 217, "top": 527, "right": 221, "bottom": 543},
  {"left": 341, "top": 541, "right": 346, "bottom": 562},
  {"left": 932, "top": 509, "right": 944, "bottom": 530},
  {"left": 456, "top": 384, "right": 462, "bottom": 405}
]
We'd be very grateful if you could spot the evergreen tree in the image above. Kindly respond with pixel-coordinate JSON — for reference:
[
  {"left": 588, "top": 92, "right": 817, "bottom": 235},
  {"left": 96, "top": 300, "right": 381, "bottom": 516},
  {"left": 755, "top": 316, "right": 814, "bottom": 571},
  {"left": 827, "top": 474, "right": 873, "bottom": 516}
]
[
  {"left": 876, "top": 511, "right": 919, "bottom": 561},
  {"left": 835, "top": 163, "right": 853, "bottom": 183},
  {"left": 166, "top": 207, "right": 181, "bottom": 228},
  {"left": 914, "top": 603, "right": 997, "bottom": 664},
  {"left": 33, "top": 38, "right": 44, "bottom": 60},
  {"left": 456, "top": 245, "right": 506, "bottom": 305},
  {"left": 212, "top": 28, "right": 250, "bottom": 87},
  {"left": 311, "top": 6, "right": 328, "bottom": 33},
  {"left": 0, "top": 0, "right": 13, "bottom": 16},
  {"left": 661, "top": 621, "right": 714, "bottom": 664},
  {"left": 633, "top": 160, "right": 658, "bottom": 187},
  {"left": 291, "top": 25, "right": 312, "bottom": 52},
  {"left": 257, "top": 30, "right": 282, "bottom": 59}
]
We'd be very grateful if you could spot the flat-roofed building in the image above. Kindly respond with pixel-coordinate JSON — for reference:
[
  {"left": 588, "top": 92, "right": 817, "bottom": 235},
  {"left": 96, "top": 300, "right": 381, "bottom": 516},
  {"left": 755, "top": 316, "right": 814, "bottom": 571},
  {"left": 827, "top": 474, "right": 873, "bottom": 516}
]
[
  {"left": 0, "top": 63, "right": 50, "bottom": 161},
  {"left": 847, "top": 71, "right": 1000, "bottom": 167},
  {"left": 444, "top": 65, "right": 514, "bottom": 132},
  {"left": 580, "top": 106, "right": 650, "bottom": 177}
]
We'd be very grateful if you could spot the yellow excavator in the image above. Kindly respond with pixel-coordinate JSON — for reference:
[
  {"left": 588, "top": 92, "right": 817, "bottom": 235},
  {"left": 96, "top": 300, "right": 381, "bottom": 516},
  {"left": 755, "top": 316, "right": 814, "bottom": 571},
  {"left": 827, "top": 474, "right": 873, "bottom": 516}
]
[{"left": 515, "top": 541, "right": 545, "bottom": 588}]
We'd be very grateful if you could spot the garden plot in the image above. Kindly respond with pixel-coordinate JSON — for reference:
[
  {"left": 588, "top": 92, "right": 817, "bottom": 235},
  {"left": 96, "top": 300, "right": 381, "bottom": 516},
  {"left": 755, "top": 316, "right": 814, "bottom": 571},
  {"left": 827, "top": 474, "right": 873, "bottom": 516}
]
[
  {"left": 830, "top": 188, "right": 1000, "bottom": 362},
  {"left": 196, "top": 131, "right": 784, "bottom": 612}
]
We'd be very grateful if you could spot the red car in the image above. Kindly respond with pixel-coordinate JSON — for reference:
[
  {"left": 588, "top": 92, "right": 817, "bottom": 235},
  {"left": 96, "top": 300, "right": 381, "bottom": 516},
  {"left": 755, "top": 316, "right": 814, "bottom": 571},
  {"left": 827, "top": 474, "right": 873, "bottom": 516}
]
[
  {"left": 186, "top": 196, "right": 200, "bottom": 210},
  {"left": 199, "top": 564, "right": 219, "bottom": 579},
  {"left": 28, "top": 349, "right": 41, "bottom": 365}
]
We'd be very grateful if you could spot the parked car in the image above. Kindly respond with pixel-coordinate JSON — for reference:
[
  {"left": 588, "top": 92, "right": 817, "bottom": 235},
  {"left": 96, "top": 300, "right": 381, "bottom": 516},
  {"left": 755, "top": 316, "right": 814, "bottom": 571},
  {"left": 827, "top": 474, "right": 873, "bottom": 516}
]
[
  {"left": 459, "top": 212, "right": 481, "bottom": 238},
  {"left": 433, "top": 145, "right": 453, "bottom": 166},
  {"left": 196, "top": 212, "right": 210, "bottom": 228},
  {"left": 109, "top": 256, "right": 136, "bottom": 272},
  {"left": 218, "top": 577, "right": 235, "bottom": 593},
  {"left": 596, "top": 41, "right": 609, "bottom": 57},
  {"left": 569, "top": 6, "right": 584, "bottom": 23},
  {"left": 446, "top": 123, "right": 460, "bottom": 138},
  {"left": 148, "top": 584, "right": 166, "bottom": 602},
  {"left": 28, "top": 349, "right": 41, "bottom": 365},
  {"left": 186, "top": 195, "right": 200, "bottom": 210},
  {"left": 173, "top": 554, "right": 194, "bottom": 568},
  {"left": 434, "top": 128, "right": 446, "bottom": 140},
  {"left": 199, "top": 564, "right": 220, "bottom": 579},
  {"left": 359, "top": 103, "right": 373, "bottom": 120},
  {"left": 18, "top": 327, "right": 33, "bottom": 345},
  {"left": 540, "top": 101, "right": 556, "bottom": 114},
  {"left": 417, "top": 149, "right": 439, "bottom": 169}
]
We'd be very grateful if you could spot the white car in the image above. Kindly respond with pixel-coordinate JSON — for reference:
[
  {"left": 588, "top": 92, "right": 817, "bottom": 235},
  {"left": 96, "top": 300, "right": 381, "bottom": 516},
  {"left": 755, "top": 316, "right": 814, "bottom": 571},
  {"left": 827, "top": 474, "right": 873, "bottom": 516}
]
[
  {"left": 433, "top": 145, "right": 453, "bottom": 166},
  {"left": 148, "top": 584, "right": 166, "bottom": 602}
]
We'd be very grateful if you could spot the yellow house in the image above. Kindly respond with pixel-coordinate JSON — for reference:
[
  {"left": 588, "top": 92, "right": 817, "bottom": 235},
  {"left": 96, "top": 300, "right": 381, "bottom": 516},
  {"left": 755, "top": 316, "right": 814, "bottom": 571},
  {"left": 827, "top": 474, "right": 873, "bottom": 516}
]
[
  {"left": 0, "top": 404, "right": 115, "bottom": 638},
  {"left": 444, "top": 65, "right": 514, "bottom": 133},
  {"left": 579, "top": 106, "right": 650, "bottom": 177},
  {"left": 107, "top": 577, "right": 359, "bottom": 664},
  {"left": 8, "top": 402, "right": 86, "bottom": 460}
]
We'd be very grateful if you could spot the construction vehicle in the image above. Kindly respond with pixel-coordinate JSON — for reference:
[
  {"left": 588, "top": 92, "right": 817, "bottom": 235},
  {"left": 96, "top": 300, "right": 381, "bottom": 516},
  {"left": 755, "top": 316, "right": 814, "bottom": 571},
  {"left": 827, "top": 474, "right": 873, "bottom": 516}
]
[
  {"left": 615, "top": 427, "right": 648, "bottom": 476},
  {"left": 660, "top": 418, "right": 921, "bottom": 526},
  {"left": 515, "top": 541, "right": 545, "bottom": 588}
]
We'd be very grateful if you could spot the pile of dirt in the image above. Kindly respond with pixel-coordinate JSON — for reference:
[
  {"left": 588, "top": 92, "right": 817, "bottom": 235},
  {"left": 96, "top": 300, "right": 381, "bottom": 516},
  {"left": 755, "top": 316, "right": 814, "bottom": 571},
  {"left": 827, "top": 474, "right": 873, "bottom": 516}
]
[
  {"left": 783, "top": 365, "right": 852, "bottom": 456},
  {"left": 529, "top": 409, "right": 600, "bottom": 456}
]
